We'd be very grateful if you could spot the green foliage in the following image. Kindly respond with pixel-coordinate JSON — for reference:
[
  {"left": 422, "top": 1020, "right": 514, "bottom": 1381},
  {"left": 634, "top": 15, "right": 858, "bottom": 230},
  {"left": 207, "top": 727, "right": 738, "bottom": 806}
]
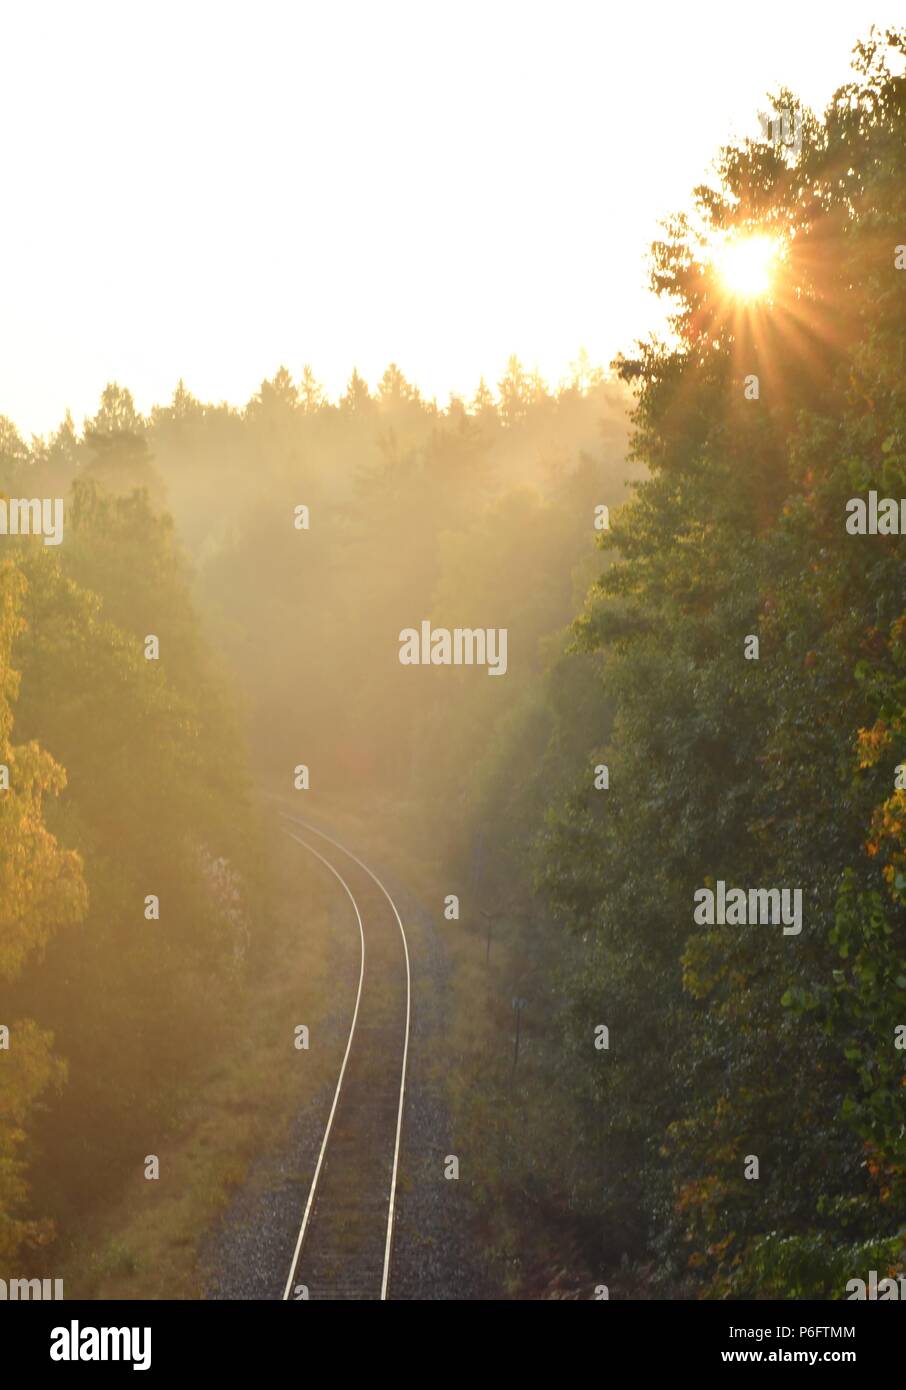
[
  {"left": 0, "top": 352, "right": 629, "bottom": 1271},
  {"left": 4, "top": 31, "right": 905, "bottom": 1299},
  {"left": 529, "top": 28, "right": 906, "bottom": 1296},
  {"left": 0, "top": 457, "right": 262, "bottom": 1256}
]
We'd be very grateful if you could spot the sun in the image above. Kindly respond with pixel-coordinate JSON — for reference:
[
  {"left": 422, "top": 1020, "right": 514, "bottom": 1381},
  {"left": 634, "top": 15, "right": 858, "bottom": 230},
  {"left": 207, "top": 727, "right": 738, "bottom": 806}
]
[{"left": 716, "top": 234, "right": 781, "bottom": 301}]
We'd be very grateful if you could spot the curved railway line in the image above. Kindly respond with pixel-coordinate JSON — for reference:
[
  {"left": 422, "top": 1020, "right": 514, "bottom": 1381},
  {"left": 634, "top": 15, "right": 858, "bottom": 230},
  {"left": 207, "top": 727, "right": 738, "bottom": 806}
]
[{"left": 278, "top": 813, "right": 411, "bottom": 1301}]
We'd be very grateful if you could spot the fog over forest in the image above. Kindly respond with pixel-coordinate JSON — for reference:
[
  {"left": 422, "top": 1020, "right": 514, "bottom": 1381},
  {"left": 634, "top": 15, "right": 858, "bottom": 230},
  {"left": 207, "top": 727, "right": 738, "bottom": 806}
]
[{"left": 0, "top": 18, "right": 903, "bottom": 1340}]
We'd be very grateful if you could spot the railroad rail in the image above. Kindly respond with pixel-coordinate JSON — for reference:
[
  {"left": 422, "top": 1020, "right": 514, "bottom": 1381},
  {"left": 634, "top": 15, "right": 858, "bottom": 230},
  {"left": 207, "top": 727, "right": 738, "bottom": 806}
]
[{"left": 279, "top": 814, "right": 411, "bottom": 1301}]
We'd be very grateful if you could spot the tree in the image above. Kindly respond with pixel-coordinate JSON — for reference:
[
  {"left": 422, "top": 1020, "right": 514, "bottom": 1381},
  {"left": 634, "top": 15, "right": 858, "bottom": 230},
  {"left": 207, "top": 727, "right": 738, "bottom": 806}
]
[
  {"left": 537, "top": 27, "right": 906, "bottom": 1295},
  {"left": 299, "top": 364, "right": 326, "bottom": 415},
  {"left": 377, "top": 362, "right": 419, "bottom": 408},
  {"left": 468, "top": 376, "right": 498, "bottom": 432},
  {"left": 0, "top": 557, "right": 87, "bottom": 1262},
  {"left": 246, "top": 365, "right": 298, "bottom": 421},
  {"left": 0, "top": 418, "right": 31, "bottom": 491},
  {"left": 85, "top": 383, "right": 144, "bottom": 436},
  {"left": 340, "top": 367, "right": 374, "bottom": 415},
  {"left": 497, "top": 354, "right": 530, "bottom": 427}
]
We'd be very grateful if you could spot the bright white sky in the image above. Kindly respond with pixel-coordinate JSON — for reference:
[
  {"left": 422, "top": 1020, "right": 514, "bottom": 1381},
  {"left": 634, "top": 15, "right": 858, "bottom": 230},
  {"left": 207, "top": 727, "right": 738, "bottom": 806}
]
[{"left": 0, "top": 1, "right": 901, "bottom": 436}]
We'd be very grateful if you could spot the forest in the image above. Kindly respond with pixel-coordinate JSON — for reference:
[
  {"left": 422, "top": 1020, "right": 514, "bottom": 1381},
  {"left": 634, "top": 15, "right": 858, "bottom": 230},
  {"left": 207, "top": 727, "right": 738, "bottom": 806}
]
[{"left": 0, "top": 27, "right": 903, "bottom": 1302}]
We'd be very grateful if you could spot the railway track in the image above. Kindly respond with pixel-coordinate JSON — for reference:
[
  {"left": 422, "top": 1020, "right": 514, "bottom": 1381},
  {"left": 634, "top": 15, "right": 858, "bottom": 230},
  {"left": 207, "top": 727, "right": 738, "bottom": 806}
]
[{"left": 278, "top": 813, "right": 411, "bottom": 1301}]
